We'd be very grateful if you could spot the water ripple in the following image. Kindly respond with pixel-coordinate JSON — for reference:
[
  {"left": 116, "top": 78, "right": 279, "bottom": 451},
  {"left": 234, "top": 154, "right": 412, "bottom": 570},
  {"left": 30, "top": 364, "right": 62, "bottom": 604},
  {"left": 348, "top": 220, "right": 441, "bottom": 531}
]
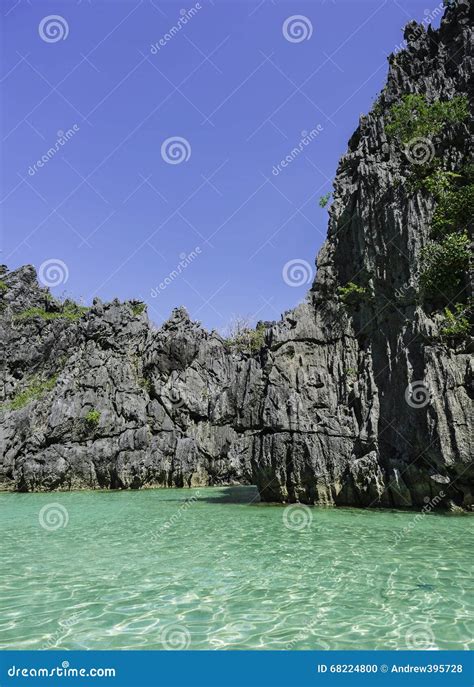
[{"left": 0, "top": 488, "right": 472, "bottom": 650}]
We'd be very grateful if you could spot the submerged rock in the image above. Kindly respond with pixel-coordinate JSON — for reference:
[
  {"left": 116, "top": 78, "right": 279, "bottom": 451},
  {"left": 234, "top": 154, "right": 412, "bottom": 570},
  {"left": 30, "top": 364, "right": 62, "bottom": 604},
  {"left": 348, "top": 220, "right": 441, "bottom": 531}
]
[{"left": 0, "top": 1, "right": 472, "bottom": 508}]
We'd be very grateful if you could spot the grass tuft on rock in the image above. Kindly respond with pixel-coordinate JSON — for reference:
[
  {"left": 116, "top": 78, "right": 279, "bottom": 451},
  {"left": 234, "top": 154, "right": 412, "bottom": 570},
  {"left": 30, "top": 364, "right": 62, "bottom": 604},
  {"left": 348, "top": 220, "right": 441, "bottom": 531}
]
[
  {"left": 84, "top": 409, "right": 101, "bottom": 429},
  {"left": 15, "top": 304, "right": 89, "bottom": 322},
  {"left": 131, "top": 303, "right": 146, "bottom": 316},
  {"left": 319, "top": 192, "right": 332, "bottom": 208},
  {"left": 4, "top": 375, "right": 58, "bottom": 411}
]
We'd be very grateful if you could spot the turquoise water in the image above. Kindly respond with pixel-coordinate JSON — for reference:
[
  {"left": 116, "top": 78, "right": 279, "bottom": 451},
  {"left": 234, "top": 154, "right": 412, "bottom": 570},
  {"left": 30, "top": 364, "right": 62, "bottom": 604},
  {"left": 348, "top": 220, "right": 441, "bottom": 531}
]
[{"left": 0, "top": 486, "right": 472, "bottom": 650}]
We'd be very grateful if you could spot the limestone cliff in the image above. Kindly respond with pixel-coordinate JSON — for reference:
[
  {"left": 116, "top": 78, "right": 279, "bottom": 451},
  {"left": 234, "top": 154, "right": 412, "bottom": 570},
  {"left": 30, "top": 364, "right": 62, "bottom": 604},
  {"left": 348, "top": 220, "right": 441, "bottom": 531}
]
[{"left": 1, "top": 0, "right": 472, "bottom": 508}]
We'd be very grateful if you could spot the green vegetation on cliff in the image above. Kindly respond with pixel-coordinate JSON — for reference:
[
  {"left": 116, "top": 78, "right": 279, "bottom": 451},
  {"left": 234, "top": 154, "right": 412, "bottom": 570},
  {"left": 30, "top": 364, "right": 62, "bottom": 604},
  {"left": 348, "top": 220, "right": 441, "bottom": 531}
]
[
  {"left": 440, "top": 302, "right": 471, "bottom": 339},
  {"left": 386, "top": 94, "right": 468, "bottom": 143},
  {"left": 431, "top": 180, "right": 474, "bottom": 238},
  {"left": 15, "top": 303, "right": 89, "bottom": 322},
  {"left": 419, "top": 163, "right": 472, "bottom": 312},
  {"left": 338, "top": 282, "right": 369, "bottom": 305},
  {"left": 319, "top": 192, "right": 332, "bottom": 208},
  {"left": 4, "top": 375, "right": 57, "bottom": 411},
  {"left": 131, "top": 302, "right": 146, "bottom": 316},
  {"left": 224, "top": 319, "right": 266, "bottom": 354},
  {"left": 385, "top": 93, "right": 472, "bottom": 319},
  {"left": 85, "top": 409, "right": 101, "bottom": 429},
  {"left": 420, "top": 232, "right": 470, "bottom": 299}
]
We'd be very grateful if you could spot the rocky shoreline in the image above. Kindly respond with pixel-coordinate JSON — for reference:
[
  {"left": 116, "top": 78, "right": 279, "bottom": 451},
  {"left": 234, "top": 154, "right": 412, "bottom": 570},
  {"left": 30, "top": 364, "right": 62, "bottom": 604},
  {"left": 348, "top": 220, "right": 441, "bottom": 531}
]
[{"left": 1, "top": 0, "right": 472, "bottom": 509}]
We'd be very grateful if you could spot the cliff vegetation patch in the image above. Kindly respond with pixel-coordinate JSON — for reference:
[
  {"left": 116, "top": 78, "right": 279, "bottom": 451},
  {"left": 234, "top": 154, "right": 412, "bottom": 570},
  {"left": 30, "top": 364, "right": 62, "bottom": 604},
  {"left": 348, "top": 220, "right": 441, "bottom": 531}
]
[
  {"left": 131, "top": 302, "right": 146, "bottom": 316},
  {"left": 338, "top": 282, "right": 369, "bottom": 305},
  {"left": 420, "top": 232, "right": 470, "bottom": 300},
  {"left": 419, "top": 163, "right": 472, "bottom": 316},
  {"left": 224, "top": 318, "right": 266, "bottom": 354},
  {"left": 85, "top": 409, "right": 101, "bottom": 430},
  {"left": 386, "top": 94, "right": 468, "bottom": 144},
  {"left": 440, "top": 302, "right": 471, "bottom": 340},
  {"left": 3, "top": 375, "right": 58, "bottom": 411},
  {"left": 15, "top": 303, "right": 89, "bottom": 322}
]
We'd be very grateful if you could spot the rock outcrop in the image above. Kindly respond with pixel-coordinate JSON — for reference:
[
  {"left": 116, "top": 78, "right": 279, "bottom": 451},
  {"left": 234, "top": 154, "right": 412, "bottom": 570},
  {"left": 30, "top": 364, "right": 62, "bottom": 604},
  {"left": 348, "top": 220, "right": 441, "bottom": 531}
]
[{"left": 1, "top": 0, "right": 472, "bottom": 508}]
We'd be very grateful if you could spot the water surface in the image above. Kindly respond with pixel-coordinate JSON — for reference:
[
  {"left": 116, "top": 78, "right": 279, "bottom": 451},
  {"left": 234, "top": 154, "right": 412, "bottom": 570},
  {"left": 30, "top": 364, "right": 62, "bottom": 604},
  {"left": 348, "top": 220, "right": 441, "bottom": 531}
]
[{"left": 1, "top": 487, "right": 472, "bottom": 650}]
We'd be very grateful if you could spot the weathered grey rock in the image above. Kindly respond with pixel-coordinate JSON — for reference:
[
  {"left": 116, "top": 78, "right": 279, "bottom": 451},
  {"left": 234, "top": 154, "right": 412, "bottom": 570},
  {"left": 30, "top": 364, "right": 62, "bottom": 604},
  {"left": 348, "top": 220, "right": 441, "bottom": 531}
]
[{"left": 0, "top": 1, "right": 472, "bottom": 508}]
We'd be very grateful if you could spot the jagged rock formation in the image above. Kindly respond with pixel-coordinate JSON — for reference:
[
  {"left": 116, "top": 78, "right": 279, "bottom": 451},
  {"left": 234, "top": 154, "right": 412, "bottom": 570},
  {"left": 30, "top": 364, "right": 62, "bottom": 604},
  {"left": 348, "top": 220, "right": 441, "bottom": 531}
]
[{"left": 1, "top": 1, "right": 472, "bottom": 508}]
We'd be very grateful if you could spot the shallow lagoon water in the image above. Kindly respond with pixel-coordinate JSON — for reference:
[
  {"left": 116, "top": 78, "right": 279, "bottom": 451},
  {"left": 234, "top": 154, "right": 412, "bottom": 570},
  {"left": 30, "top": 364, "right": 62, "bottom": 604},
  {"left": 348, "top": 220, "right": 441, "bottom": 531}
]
[{"left": 0, "top": 486, "right": 472, "bottom": 650}]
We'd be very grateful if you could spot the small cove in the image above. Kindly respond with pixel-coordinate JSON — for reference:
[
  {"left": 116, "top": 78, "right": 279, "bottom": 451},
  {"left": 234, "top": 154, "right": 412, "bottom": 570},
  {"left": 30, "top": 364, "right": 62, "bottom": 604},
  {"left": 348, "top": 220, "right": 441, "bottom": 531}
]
[{"left": 1, "top": 486, "right": 472, "bottom": 650}]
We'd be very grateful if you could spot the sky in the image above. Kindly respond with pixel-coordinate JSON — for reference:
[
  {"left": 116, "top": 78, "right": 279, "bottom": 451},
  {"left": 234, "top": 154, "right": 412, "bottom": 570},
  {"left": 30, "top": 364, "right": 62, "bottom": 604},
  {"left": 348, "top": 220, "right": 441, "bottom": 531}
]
[{"left": 1, "top": 0, "right": 446, "bottom": 332}]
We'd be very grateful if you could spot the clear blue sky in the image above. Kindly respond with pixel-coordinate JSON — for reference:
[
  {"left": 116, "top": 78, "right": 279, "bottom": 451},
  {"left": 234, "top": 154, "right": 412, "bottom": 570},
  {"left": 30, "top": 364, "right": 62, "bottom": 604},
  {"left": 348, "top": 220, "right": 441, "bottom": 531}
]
[{"left": 1, "top": 0, "right": 444, "bottom": 331}]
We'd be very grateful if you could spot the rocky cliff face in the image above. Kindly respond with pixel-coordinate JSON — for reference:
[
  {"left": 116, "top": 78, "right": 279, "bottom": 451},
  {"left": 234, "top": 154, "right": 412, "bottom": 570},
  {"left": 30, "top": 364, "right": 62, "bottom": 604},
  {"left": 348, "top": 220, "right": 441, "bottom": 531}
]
[{"left": 1, "top": 0, "right": 472, "bottom": 508}]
